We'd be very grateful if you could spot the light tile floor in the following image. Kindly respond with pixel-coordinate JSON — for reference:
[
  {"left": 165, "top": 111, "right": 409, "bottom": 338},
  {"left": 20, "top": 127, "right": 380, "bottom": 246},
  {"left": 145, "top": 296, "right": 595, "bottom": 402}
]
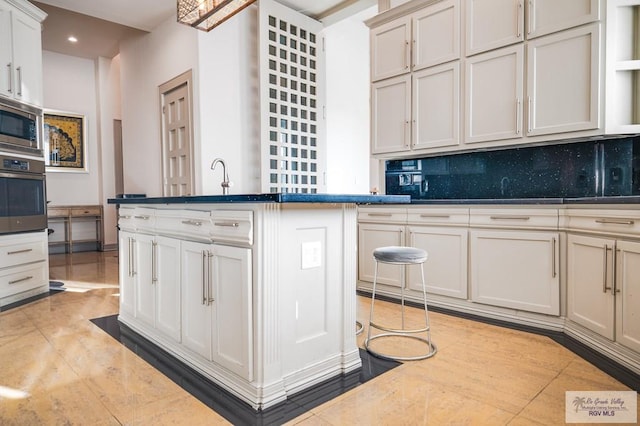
[{"left": 0, "top": 251, "right": 637, "bottom": 425}]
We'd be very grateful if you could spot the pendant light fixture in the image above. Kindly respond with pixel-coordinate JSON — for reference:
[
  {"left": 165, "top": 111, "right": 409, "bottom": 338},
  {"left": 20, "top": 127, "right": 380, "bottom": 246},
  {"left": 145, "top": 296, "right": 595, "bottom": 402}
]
[{"left": 177, "top": 0, "right": 257, "bottom": 32}]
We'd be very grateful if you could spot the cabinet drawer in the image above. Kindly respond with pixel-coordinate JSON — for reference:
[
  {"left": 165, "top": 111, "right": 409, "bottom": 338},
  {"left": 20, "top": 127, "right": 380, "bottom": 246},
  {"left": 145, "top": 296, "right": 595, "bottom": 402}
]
[
  {"left": 407, "top": 207, "right": 469, "bottom": 226},
  {"left": 0, "top": 262, "right": 48, "bottom": 298},
  {"left": 0, "top": 235, "right": 47, "bottom": 269},
  {"left": 131, "top": 207, "right": 156, "bottom": 232},
  {"left": 470, "top": 209, "right": 558, "bottom": 230},
  {"left": 358, "top": 207, "right": 407, "bottom": 224},
  {"left": 563, "top": 210, "right": 640, "bottom": 237},
  {"left": 118, "top": 207, "right": 136, "bottom": 231},
  {"left": 211, "top": 210, "right": 253, "bottom": 245},
  {"left": 70, "top": 206, "right": 101, "bottom": 217},
  {"left": 47, "top": 207, "right": 69, "bottom": 218},
  {"left": 155, "top": 210, "right": 213, "bottom": 240}
]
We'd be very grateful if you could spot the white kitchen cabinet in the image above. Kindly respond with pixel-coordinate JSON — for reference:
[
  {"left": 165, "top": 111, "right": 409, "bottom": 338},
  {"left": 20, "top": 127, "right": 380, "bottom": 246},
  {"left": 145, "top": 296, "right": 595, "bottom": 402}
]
[
  {"left": 181, "top": 240, "right": 253, "bottom": 380},
  {"left": 0, "top": 231, "right": 48, "bottom": 307},
  {"left": 412, "top": 0, "right": 460, "bottom": 70},
  {"left": 371, "top": 74, "right": 411, "bottom": 154},
  {"left": 527, "top": 23, "right": 600, "bottom": 136},
  {"left": 0, "top": 0, "right": 45, "bottom": 106},
  {"left": 470, "top": 229, "right": 559, "bottom": 315},
  {"left": 370, "top": 15, "right": 411, "bottom": 81},
  {"left": 465, "top": 0, "right": 524, "bottom": 56},
  {"left": 465, "top": 44, "right": 524, "bottom": 144},
  {"left": 407, "top": 225, "right": 468, "bottom": 299},
  {"left": 118, "top": 230, "right": 136, "bottom": 318},
  {"left": 527, "top": 0, "right": 600, "bottom": 39},
  {"left": 567, "top": 234, "right": 640, "bottom": 353},
  {"left": 358, "top": 223, "right": 405, "bottom": 288},
  {"left": 413, "top": 61, "right": 459, "bottom": 150},
  {"left": 133, "top": 234, "right": 181, "bottom": 343}
]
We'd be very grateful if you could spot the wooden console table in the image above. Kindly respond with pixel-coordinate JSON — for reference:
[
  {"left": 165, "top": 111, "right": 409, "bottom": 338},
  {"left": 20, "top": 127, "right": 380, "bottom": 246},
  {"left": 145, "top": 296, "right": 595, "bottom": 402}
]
[{"left": 47, "top": 205, "right": 103, "bottom": 253}]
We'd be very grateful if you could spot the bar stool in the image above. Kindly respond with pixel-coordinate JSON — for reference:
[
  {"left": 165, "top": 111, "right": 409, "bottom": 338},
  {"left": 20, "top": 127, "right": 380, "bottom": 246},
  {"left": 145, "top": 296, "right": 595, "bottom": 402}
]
[{"left": 364, "top": 246, "right": 437, "bottom": 361}]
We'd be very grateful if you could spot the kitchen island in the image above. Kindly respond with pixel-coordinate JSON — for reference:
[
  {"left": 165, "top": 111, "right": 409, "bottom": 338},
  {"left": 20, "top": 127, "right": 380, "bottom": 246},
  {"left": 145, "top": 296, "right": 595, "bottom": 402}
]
[{"left": 108, "top": 193, "right": 409, "bottom": 410}]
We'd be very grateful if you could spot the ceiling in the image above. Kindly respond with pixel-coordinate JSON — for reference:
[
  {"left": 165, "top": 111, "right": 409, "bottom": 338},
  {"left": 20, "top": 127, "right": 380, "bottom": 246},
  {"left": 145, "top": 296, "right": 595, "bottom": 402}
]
[{"left": 32, "top": 0, "right": 375, "bottom": 59}]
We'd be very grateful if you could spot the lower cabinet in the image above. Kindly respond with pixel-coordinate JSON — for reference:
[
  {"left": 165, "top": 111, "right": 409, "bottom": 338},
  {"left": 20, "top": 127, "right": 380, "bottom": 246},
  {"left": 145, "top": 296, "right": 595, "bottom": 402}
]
[
  {"left": 470, "top": 229, "right": 560, "bottom": 315},
  {"left": 181, "top": 240, "right": 253, "bottom": 381},
  {"left": 0, "top": 231, "right": 49, "bottom": 307},
  {"left": 358, "top": 223, "right": 404, "bottom": 288},
  {"left": 567, "top": 234, "right": 640, "bottom": 353}
]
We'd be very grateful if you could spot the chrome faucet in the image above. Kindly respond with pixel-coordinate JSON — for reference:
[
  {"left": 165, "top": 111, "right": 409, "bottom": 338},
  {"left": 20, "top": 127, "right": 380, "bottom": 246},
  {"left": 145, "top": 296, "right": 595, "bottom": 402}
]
[{"left": 211, "top": 158, "right": 231, "bottom": 195}]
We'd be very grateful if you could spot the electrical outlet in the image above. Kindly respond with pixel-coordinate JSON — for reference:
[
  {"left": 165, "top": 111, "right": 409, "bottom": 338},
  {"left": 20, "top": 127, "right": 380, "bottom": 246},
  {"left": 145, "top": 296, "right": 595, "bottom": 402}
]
[{"left": 301, "top": 241, "right": 321, "bottom": 269}]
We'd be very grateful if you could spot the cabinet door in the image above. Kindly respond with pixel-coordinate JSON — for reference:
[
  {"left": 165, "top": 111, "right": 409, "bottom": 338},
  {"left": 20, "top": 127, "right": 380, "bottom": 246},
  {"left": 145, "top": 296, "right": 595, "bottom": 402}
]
[
  {"left": 370, "top": 15, "right": 411, "bottom": 81},
  {"left": 527, "top": 0, "right": 600, "bottom": 39},
  {"left": 371, "top": 74, "right": 411, "bottom": 154},
  {"left": 0, "top": 3, "right": 12, "bottom": 100},
  {"left": 567, "top": 234, "right": 615, "bottom": 339},
  {"left": 210, "top": 244, "right": 253, "bottom": 381},
  {"left": 10, "top": 7, "right": 43, "bottom": 106},
  {"left": 358, "top": 223, "right": 404, "bottom": 288},
  {"left": 154, "top": 236, "right": 181, "bottom": 342},
  {"left": 615, "top": 240, "right": 640, "bottom": 352},
  {"left": 134, "top": 234, "right": 154, "bottom": 328},
  {"left": 526, "top": 23, "right": 600, "bottom": 136},
  {"left": 470, "top": 230, "right": 559, "bottom": 315},
  {"left": 413, "top": 61, "right": 459, "bottom": 150},
  {"left": 181, "top": 240, "right": 212, "bottom": 360},
  {"left": 118, "top": 231, "right": 136, "bottom": 317},
  {"left": 412, "top": 0, "right": 460, "bottom": 71},
  {"left": 465, "top": 0, "right": 524, "bottom": 56},
  {"left": 407, "top": 226, "right": 468, "bottom": 299},
  {"left": 465, "top": 44, "right": 524, "bottom": 144}
]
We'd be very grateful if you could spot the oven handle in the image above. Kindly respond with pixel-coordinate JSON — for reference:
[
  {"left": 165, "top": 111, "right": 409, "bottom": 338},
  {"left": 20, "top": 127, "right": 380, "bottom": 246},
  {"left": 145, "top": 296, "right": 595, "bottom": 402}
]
[{"left": 0, "top": 171, "right": 44, "bottom": 180}]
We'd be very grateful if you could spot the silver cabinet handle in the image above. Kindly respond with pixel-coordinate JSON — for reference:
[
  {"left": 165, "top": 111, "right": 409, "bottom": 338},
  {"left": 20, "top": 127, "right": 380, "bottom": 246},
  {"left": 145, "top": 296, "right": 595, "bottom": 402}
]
[
  {"left": 202, "top": 251, "right": 207, "bottom": 305},
  {"left": 551, "top": 237, "right": 557, "bottom": 278},
  {"left": 9, "top": 276, "right": 33, "bottom": 285},
  {"left": 367, "top": 213, "right": 393, "bottom": 217},
  {"left": 128, "top": 237, "right": 136, "bottom": 277},
  {"left": 516, "top": 98, "right": 522, "bottom": 134},
  {"left": 595, "top": 219, "right": 635, "bottom": 225},
  {"left": 419, "top": 214, "right": 450, "bottom": 219},
  {"left": 15, "top": 66, "right": 22, "bottom": 97},
  {"left": 119, "top": 215, "right": 132, "bottom": 220},
  {"left": 603, "top": 245, "right": 612, "bottom": 293},
  {"left": 527, "top": 96, "right": 532, "bottom": 133},
  {"left": 207, "top": 252, "right": 215, "bottom": 304},
  {"left": 7, "top": 248, "right": 33, "bottom": 255},
  {"left": 516, "top": 0, "right": 523, "bottom": 38},
  {"left": 6, "top": 63, "right": 12, "bottom": 93},
  {"left": 214, "top": 221, "right": 239, "bottom": 227},
  {"left": 527, "top": 0, "right": 533, "bottom": 35},
  {"left": 489, "top": 215, "right": 531, "bottom": 220},
  {"left": 405, "top": 40, "right": 410, "bottom": 70},
  {"left": 182, "top": 220, "right": 203, "bottom": 226},
  {"left": 134, "top": 215, "right": 150, "bottom": 220},
  {"left": 151, "top": 240, "right": 157, "bottom": 283}
]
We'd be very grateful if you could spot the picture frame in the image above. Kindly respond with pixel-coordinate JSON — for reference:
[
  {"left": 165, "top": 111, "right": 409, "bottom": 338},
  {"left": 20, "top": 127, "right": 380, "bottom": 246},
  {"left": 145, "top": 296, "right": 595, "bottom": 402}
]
[{"left": 43, "top": 110, "right": 87, "bottom": 172}]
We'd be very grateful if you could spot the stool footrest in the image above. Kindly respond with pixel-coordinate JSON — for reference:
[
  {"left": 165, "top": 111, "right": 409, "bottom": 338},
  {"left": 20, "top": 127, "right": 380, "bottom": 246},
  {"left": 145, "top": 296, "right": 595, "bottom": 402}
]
[
  {"left": 365, "top": 334, "right": 437, "bottom": 361},
  {"left": 369, "top": 322, "right": 429, "bottom": 335}
]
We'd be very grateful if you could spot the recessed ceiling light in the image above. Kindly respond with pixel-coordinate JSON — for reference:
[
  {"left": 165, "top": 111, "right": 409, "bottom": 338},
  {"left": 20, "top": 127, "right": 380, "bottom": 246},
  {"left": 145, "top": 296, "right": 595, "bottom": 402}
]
[{"left": 68, "top": 36, "right": 78, "bottom": 43}]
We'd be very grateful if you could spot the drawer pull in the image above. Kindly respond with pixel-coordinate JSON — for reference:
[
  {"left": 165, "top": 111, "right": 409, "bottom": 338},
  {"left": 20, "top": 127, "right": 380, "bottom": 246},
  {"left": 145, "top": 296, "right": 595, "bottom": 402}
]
[
  {"left": 134, "top": 215, "right": 151, "bottom": 220},
  {"left": 214, "top": 222, "right": 239, "bottom": 228},
  {"left": 489, "top": 215, "right": 530, "bottom": 221},
  {"left": 7, "top": 248, "right": 33, "bottom": 255},
  {"left": 9, "top": 276, "right": 33, "bottom": 285},
  {"left": 119, "top": 215, "right": 132, "bottom": 220},
  {"left": 182, "top": 220, "right": 203, "bottom": 226},
  {"left": 419, "top": 214, "right": 450, "bottom": 219},
  {"left": 367, "top": 213, "right": 393, "bottom": 217},
  {"left": 595, "top": 219, "right": 635, "bottom": 226}
]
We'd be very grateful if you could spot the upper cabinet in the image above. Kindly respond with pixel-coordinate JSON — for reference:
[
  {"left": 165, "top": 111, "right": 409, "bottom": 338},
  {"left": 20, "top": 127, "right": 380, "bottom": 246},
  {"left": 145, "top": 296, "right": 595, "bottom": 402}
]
[
  {"left": 465, "top": 0, "right": 524, "bottom": 56},
  {"left": 527, "top": 0, "right": 600, "bottom": 39},
  {"left": 0, "top": 0, "right": 46, "bottom": 107},
  {"left": 370, "top": 16, "right": 412, "bottom": 81}
]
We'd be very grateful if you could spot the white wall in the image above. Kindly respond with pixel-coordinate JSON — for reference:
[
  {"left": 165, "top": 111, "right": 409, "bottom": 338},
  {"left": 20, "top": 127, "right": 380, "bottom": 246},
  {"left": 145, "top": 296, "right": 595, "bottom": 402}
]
[
  {"left": 43, "top": 51, "right": 101, "bottom": 205},
  {"left": 324, "top": 6, "right": 377, "bottom": 194},
  {"left": 118, "top": 18, "right": 199, "bottom": 197}
]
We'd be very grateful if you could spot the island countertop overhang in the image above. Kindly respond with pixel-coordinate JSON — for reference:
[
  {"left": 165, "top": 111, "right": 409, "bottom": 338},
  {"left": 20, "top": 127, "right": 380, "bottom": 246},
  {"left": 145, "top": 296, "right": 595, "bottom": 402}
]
[{"left": 107, "top": 193, "right": 410, "bottom": 205}]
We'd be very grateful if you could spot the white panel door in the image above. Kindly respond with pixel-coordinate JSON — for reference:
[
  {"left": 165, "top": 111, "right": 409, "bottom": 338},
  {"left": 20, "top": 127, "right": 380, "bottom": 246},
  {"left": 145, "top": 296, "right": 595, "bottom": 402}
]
[
  {"left": 615, "top": 240, "right": 640, "bottom": 353},
  {"left": 407, "top": 226, "right": 468, "bottom": 299},
  {"left": 134, "top": 234, "right": 154, "bottom": 328},
  {"left": 0, "top": 3, "right": 13, "bottom": 100},
  {"left": 358, "top": 223, "right": 404, "bottom": 288},
  {"left": 471, "top": 230, "right": 559, "bottom": 315},
  {"left": 10, "top": 7, "right": 43, "bottom": 106},
  {"left": 161, "top": 81, "right": 193, "bottom": 196},
  {"left": 526, "top": 23, "right": 600, "bottom": 136},
  {"left": 527, "top": 0, "right": 600, "bottom": 39},
  {"left": 567, "top": 234, "right": 615, "bottom": 339},
  {"left": 371, "top": 74, "right": 412, "bottom": 154},
  {"left": 413, "top": 61, "right": 460, "bottom": 150},
  {"left": 465, "top": 44, "right": 524, "bottom": 144},
  {"left": 412, "top": 0, "right": 460, "bottom": 70},
  {"left": 118, "top": 231, "right": 136, "bottom": 318},
  {"left": 465, "top": 0, "right": 524, "bottom": 56},
  {"left": 154, "top": 236, "right": 181, "bottom": 342},
  {"left": 370, "top": 15, "right": 411, "bottom": 81}
]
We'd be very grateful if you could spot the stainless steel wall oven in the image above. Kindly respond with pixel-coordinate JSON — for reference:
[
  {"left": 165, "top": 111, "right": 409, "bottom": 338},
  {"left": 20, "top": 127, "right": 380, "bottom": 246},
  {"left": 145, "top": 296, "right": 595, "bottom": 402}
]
[{"left": 0, "top": 155, "right": 46, "bottom": 234}]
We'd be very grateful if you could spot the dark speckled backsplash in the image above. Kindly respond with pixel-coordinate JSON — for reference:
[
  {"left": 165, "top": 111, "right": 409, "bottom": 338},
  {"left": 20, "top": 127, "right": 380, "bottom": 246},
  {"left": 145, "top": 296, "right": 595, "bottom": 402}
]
[{"left": 385, "top": 136, "right": 640, "bottom": 200}]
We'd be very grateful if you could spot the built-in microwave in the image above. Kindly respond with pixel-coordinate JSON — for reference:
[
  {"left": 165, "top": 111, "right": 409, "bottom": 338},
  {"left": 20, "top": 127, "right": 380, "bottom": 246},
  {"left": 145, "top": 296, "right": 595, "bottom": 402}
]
[{"left": 0, "top": 98, "right": 42, "bottom": 156}]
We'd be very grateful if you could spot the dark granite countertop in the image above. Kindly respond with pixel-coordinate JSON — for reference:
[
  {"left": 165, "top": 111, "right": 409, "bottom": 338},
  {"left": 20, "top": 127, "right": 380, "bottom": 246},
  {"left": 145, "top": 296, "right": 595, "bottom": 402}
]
[
  {"left": 107, "top": 193, "right": 411, "bottom": 205},
  {"left": 409, "top": 196, "right": 640, "bottom": 205}
]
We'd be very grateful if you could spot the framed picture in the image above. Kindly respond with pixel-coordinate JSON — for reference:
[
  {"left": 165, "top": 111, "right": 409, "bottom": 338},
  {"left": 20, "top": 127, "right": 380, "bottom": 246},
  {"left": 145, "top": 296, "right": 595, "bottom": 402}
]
[{"left": 44, "top": 110, "right": 87, "bottom": 172}]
